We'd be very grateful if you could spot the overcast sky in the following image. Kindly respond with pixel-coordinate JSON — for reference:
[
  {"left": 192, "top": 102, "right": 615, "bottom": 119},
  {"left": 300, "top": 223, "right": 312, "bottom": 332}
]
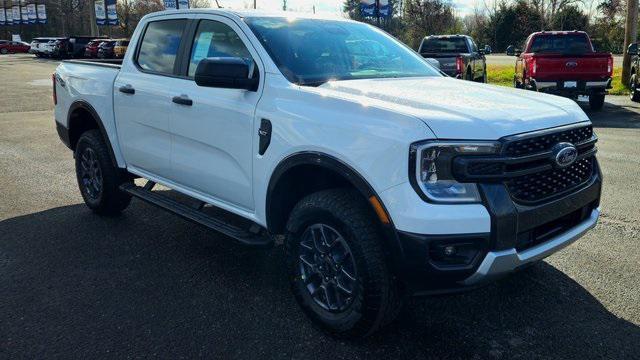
[{"left": 207, "top": 0, "right": 478, "bottom": 17}]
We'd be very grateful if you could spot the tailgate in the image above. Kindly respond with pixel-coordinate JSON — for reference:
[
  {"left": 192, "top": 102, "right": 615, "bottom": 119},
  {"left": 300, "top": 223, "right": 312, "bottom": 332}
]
[
  {"left": 534, "top": 53, "right": 611, "bottom": 81},
  {"left": 421, "top": 53, "right": 458, "bottom": 74}
]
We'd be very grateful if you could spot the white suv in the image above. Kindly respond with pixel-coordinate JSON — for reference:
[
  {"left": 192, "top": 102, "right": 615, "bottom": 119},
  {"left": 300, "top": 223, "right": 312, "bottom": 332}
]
[{"left": 53, "top": 10, "right": 601, "bottom": 337}]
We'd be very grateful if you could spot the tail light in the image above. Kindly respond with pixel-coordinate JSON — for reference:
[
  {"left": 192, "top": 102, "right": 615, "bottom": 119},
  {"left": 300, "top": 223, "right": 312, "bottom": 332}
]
[
  {"left": 528, "top": 58, "right": 537, "bottom": 78},
  {"left": 455, "top": 56, "right": 464, "bottom": 75},
  {"left": 607, "top": 56, "right": 613, "bottom": 77},
  {"left": 52, "top": 73, "right": 57, "bottom": 106}
]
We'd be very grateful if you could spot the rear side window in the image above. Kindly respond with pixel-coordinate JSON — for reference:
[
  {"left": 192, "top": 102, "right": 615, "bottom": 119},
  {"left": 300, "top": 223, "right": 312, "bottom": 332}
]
[
  {"left": 137, "top": 19, "right": 187, "bottom": 75},
  {"left": 420, "top": 38, "right": 468, "bottom": 53},
  {"left": 187, "top": 20, "right": 252, "bottom": 77}
]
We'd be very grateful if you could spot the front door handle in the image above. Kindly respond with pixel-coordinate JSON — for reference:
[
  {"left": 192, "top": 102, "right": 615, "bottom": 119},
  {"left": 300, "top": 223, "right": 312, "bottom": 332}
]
[
  {"left": 172, "top": 95, "right": 193, "bottom": 106},
  {"left": 119, "top": 85, "right": 135, "bottom": 94}
]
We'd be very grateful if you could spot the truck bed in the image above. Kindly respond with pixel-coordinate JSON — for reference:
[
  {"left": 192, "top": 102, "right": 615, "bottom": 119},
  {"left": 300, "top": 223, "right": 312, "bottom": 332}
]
[{"left": 62, "top": 58, "right": 123, "bottom": 68}]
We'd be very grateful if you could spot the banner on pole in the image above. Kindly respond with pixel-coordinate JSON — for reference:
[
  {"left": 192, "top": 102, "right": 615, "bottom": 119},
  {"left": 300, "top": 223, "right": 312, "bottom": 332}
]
[
  {"left": 36, "top": 3, "right": 45, "bottom": 23},
  {"left": 20, "top": 0, "right": 27, "bottom": 24},
  {"left": 177, "top": 0, "right": 189, "bottom": 9},
  {"left": 27, "top": 2, "right": 35, "bottom": 24},
  {"left": 163, "top": 0, "right": 177, "bottom": 9},
  {"left": 0, "top": 8, "right": 5, "bottom": 26},
  {"left": 12, "top": 5, "right": 19, "bottom": 24},
  {"left": 105, "top": 0, "right": 118, "bottom": 25},
  {"left": 359, "top": 0, "right": 375, "bottom": 17},
  {"left": 6, "top": 3, "right": 12, "bottom": 25},
  {"left": 379, "top": 0, "right": 391, "bottom": 17},
  {"left": 95, "top": 0, "right": 106, "bottom": 25}
]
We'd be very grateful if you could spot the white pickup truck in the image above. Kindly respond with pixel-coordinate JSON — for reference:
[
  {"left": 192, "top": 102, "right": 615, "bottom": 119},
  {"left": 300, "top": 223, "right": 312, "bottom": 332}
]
[{"left": 54, "top": 10, "right": 601, "bottom": 337}]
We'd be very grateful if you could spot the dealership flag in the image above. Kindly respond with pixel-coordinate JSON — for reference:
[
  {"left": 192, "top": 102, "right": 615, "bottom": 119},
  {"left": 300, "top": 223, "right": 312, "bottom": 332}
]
[
  {"left": 36, "top": 3, "right": 45, "bottom": 24},
  {"left": 163, "top": 0, "right": 177, "bottom": 9},
  {"left": 12, "top": 5, "right": 19, "bottom": 24},
  {"left": 5, "top": 3, "right": 12, "bottom": 25},
  {"left": 105, "top": 0, "right": 118, "bottom": 25},
  {"left": 20, "top": 0, "right": 27, "bottom": 23},
  {"left": 0, "top": 8, "right": 5, "bottom": 26},
  {"left": 94, "top": 0, "right": 106, "bottom": 25},
  {"left": 177, "top": 0, "right": 189, "bottom": 8},
  {"left": 27, "top": 2, "right": 35, "bottom": 24}
]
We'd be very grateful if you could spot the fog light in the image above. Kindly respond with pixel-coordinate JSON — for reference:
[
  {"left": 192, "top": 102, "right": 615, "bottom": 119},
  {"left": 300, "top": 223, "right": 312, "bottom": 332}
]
[{"left": 443, "top": 245, "right": 456, "bottom": 256}]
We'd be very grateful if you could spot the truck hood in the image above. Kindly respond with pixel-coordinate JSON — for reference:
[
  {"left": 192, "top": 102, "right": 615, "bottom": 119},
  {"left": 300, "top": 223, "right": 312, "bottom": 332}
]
[{"left": 317, "top": 76, "right": 589, "bottom": 140}]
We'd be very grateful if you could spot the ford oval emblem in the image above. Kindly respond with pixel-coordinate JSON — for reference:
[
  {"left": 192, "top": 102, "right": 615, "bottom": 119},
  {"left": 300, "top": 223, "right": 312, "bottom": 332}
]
[{"left": 552, "top": 143, "right": 578, "bottom": 168}]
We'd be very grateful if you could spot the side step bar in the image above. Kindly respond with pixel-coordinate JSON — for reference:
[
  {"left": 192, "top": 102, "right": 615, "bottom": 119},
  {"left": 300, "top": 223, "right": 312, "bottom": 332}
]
[{"left": 120, "top": 182, "right": 271, "bottom": 246}]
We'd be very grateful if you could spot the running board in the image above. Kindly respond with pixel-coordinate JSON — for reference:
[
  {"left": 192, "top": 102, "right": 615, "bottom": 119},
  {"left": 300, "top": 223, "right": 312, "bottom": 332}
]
[{"left": 120, "top": 182, "right": 271, "bottom": 246}]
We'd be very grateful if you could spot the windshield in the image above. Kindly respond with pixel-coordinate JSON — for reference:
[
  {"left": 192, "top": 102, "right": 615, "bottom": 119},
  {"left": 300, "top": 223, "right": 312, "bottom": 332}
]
[
  {"left": 419, "top": 37, "right": 468, "bottom": 54},
  {"left": 244, "top": 17, "right": 441, "bottom": 86},
  {"left": 530, "top": 34, "right": 592, "bottom": 54}
]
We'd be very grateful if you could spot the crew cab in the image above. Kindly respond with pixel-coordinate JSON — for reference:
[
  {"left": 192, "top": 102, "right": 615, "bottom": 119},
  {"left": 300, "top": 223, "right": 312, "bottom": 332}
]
[
  {"left": 418, "top": 35, "right": 491, "bottom": 82},
  {"left": 507, "top": 31, "right": 613, "bottom": 110},
  {"left": 626, "top": 43, "right": 640, "bottom": 102},
  {"left": 54, "top": 10, "right": 601, "bottom": 337}
]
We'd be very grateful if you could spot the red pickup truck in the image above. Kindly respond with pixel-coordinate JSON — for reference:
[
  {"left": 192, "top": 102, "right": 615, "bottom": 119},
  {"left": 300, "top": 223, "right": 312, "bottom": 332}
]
[{"left": 507, "top": 31, "right": 613, "bottom": 110}]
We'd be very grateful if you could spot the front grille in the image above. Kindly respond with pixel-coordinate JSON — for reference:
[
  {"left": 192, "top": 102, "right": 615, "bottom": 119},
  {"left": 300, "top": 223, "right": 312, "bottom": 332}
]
[
  {"left": 506, "top": 157, "right": 594, "bottom": 204},
  {"left": 503, "top": 125, "right": 593, "bottom": 157}
]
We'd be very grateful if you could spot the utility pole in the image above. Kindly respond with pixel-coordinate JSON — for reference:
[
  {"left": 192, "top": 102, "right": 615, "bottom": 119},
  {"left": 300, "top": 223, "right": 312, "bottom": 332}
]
[
  {"left": 282, "top": 0, "right": 286, "bottom": 11},
  {"left": 622, "top": 0, "right": 638, "bottom": 86},
  {"left": 253, "top": 0, "right": 256, "bottom": 9},
  {"left": 88, "top": 0, "right": 99, "bottom": 37}
]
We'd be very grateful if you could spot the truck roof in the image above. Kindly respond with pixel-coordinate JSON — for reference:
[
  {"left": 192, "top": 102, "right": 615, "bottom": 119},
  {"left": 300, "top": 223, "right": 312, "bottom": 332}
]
[
  {"left": 530, "top": 30, "right": 588, "bottom": 36},
  {"left": 143, "top": 8, "right": 352, "bottom": 22}
]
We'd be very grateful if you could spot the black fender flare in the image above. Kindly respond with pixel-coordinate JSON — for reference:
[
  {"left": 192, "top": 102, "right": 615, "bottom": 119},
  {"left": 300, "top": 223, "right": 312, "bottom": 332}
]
[
  {"left": 266, "top": 151, "right": 405, "bottom": 267},
  {"left": 67, "top": 100, "right": 119, "bottom": 167}
]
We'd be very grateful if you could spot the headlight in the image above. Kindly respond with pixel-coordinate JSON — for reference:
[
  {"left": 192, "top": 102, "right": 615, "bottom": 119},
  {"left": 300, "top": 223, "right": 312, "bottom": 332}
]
[{"left": 410, "top": 141, "right": 500, "bottom": 203}]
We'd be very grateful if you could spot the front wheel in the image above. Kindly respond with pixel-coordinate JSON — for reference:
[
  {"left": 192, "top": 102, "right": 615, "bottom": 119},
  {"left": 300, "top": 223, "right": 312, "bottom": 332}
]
[
  {"left": 0, "top": 48, "right": 8, "bottom": 55},
  {"left": 630, "top": 74, "right": 640, "bottom": 102},
  {"left": 285, "top": 189, "right": 402, "bottom": 338},
  {"left": 75, "top": 130, "right": 132, "bottom": 215},
  {"left": 589, "top": 93, "right": 605, "bottom": 111}
]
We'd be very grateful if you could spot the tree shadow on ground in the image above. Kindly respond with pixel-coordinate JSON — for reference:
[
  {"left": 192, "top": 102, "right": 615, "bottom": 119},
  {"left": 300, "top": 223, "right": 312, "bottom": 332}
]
[
  {"left": 581, "top": 98, "right": 640, "bottom": 129},
  {"left": 1, "top": 201, "right": 638, "bottom": 359}
]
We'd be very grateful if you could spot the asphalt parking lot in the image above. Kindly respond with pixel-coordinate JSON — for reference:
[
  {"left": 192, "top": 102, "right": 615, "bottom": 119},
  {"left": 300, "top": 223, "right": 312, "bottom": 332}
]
[{"left": 1, "top": 53, "right": 639, "bottom": 359}]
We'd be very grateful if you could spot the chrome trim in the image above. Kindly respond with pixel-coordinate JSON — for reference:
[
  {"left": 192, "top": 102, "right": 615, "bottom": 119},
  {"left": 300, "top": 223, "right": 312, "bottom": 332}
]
[
  {"left": 500, "top": 122, "right": 592, "bottom": 143},
  {"left": 585, "top": 80, "right": 611, "bottom": 88},
  {"left": 461, "top": 207, "right": 600, "bottom": 285}
]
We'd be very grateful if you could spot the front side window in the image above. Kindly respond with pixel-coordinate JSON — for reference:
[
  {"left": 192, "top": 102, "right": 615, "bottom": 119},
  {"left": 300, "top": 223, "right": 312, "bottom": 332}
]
[
  {"left": 188, "top": 20, "right": 252, "bottom": 77},
  {"left": 137, "top": 19, "right": 187, "bottom": 75},
  {"left": 245, "top": 17, "right": 441, "bottom": 86}
]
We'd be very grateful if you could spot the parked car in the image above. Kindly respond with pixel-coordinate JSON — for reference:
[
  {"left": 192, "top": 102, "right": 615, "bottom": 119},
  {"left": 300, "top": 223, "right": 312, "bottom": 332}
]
[
  {"left": 507, "top": 31, "right": 613, "bottom": 110},
  {"left": 54, "top": 10, "right": 601, "bottom": 337},
  {"left": 97, "top": 40, "right": 115, "bottom": 59},
  {"left": 0, "top": 40, "right": 30, "bottom": 54},
  {"left": 84, "top": 40, "right": 105, "bottom": 58},
  {"left": 53, "top": 36, "right": 105, "bottom": 59},
  {"left": 626, "top": 43, "right": 640, "bottom": 102},
  {"left": 30, "top": 37, "right": 60, "bottom": 57},
  {"left": 418, "top": 35, "right": 490, "bottom": 81},
  {"left": 113, "top": 39, "right": 130, "bottom": 58}
]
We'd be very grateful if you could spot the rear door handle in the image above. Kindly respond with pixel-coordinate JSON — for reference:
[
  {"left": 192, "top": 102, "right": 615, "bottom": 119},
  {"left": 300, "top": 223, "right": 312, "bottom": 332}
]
[
  {"left": 172, "top": 95, "right": 193, "bottom": 106},
  {"left": 119, "top": 85, "right": 135, "bottom": 94}
]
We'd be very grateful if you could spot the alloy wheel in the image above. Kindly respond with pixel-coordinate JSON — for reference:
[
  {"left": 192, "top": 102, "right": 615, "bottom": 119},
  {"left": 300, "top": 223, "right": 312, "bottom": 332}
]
[
  {"left": 298, "top": 224, "right": 358, "bottom": 312},
  {"left": 79, "top": 148, "right": 103, "bottom": 200}
]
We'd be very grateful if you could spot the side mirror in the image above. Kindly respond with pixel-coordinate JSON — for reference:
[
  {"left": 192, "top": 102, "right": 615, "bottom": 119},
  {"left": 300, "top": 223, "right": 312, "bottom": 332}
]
[
  {"left": 628, "top": 43, "right": 638, "bottom": 56},
  {"left": 483, "top": 45, "right": 492, "bottom": 54},
  {"left": 194, "top": 57, "right": 258, "bottom": 91}
]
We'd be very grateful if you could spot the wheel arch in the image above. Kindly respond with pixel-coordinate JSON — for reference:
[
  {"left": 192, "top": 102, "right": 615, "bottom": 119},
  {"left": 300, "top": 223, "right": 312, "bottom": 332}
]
[
  {"left": 266, "top": 152, "right": 405, "bottom": 266},
  {"left": 67, "top": 100, "right": 118, "bottom": 167}
]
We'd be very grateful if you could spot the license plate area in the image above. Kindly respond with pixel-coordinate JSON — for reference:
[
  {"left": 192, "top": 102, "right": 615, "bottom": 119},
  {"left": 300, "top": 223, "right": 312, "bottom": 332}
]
[{"left": 564, "top": 81, "right": 577, "bottom": 88}]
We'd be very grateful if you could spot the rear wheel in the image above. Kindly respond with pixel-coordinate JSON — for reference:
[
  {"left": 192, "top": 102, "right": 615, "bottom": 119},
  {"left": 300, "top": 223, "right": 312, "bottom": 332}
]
[
  {"left": 75, "top": 130, "right": 132, "bottom": 215},
  {"left": 589, "top": 93, "right": 605, "bottom": 111},
  {"left": 0, "top": 48, "right": 8, "bottom": 55},
  {"left": 285, "top": 189, "right": 402, "bottom": 338},
  {"left": 630, "top": 74, "right": 640, "bottom": 102}
]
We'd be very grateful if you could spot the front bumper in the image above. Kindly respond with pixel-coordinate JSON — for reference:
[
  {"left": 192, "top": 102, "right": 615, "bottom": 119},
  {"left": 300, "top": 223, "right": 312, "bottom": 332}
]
[
  {"left": 391, "top": 160, "right": 601, "bottom": 295},
  {"left": 462, "top": 207, "right": 599, "bottom": 286}
]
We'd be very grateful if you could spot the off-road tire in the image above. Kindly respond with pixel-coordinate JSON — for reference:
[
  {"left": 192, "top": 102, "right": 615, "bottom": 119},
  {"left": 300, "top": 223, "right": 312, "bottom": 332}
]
[
  {"left": 285, "top": 189, "right": 402, "bottom": 338},
  {"left": 75, "top": 130, "right": 132, "bottom": 215},
  {"left": 589, "top": 93, "right": 605, "bottom": 111},
  {"left": 630, "top": 74, "right": 640, "bottom": 102}
]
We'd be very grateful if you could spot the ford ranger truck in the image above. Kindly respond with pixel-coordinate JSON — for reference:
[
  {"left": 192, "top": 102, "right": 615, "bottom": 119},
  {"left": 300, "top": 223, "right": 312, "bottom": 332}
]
[
  {"left": 53, "top": 10, "right": 601, "bottom": 338},
  {"left": 507, "top": 31, "right": 613, "bottom": 110}
]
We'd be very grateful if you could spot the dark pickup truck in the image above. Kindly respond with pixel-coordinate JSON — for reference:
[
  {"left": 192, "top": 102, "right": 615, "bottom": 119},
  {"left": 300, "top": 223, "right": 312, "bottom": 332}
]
[
  {"left": 418, "top": 35, "right": 491, "bottom": 82},
  {"left": 626, "top": 43, "right": 640, "bottom": 102},
  {"left": 508, "top": 31, "right": 613, "bottom": 110}
]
